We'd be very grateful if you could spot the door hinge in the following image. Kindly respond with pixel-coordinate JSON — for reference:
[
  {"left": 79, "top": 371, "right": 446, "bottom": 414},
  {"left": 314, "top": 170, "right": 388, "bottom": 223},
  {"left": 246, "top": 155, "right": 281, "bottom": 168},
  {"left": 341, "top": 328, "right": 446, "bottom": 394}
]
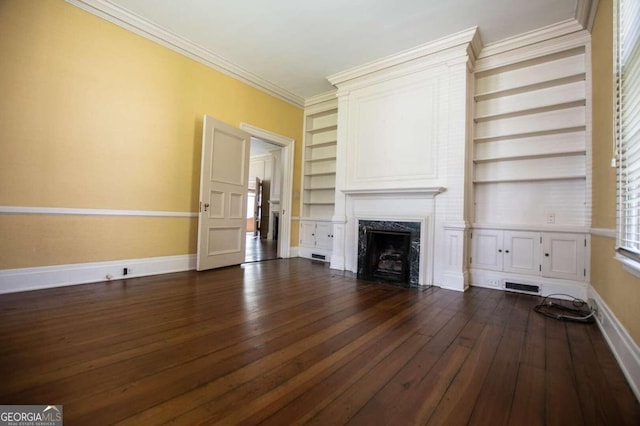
[
  {"left": 585, "top": 239, "right": 587, "bottom": 247},
  {"left": 470, "top": 232, "right": 472, "bottom": 239},
  {"left": 540, "top": 236, "right": 542, "bottom": 244},
  {"left": 584, "top": 268, "right": 586, "bottom": 276},
  {"left": 470, "top": 257, "right": 472, "bottom": 264},
  {"left": 539, "top": 265, "right": 542, "bottom": 272}
]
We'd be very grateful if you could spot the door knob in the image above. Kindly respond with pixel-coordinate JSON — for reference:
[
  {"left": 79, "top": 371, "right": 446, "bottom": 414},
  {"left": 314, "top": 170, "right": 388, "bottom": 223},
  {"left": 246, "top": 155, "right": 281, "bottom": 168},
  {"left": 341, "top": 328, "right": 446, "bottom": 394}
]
[{"left": 204, "top": 203, "right": 210, "bottom": 211}]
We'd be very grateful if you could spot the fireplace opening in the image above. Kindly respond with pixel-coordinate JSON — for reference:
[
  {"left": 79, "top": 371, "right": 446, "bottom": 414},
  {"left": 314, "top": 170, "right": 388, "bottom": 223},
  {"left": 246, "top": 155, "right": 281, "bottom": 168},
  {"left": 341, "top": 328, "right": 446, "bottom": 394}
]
[
  {"left": 363, "top": 230, "right": 411, "bottom": 283},
  {"left": 357, "top": 220, "right": 421, "bottom": 287}
]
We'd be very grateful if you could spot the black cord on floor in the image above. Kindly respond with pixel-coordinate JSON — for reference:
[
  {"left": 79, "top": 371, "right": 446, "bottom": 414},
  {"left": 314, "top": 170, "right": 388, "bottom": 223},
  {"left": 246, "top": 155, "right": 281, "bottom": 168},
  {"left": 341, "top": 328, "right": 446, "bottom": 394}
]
[{"left": 533, "top": 293, "right": 595, "bottom": 324}]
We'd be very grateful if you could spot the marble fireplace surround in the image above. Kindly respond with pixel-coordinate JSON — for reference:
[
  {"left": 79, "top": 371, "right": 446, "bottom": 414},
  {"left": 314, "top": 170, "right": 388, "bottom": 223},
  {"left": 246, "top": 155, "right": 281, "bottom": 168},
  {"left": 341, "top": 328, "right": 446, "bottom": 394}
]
[
  {"left": 335, "top": 187, "right": 444, "bottom": 286},
  {"left": 357, "top": 220, "right": 421, "bottom": 287}
]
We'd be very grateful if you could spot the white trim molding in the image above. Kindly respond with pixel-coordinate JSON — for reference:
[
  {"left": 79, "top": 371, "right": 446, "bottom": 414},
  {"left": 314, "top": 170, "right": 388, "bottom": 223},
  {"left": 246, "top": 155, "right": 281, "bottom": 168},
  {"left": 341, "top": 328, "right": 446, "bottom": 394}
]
[
  {"left": 575, "top": 0, "right": 600, "bottom": 32},
  {"left": 0, "top": 206, "right": 197, "bottom": 218},
  {"left": 304, "top": 90, "right": 337, "bottom": 107},
  {"left": 590, "top": 227, "right": 617, "bottom": 239},
  {"left": 615, "top": 253, "right": 640, "bottom": 280},
  {"left": 328, "top": 27, "right": 481, "bottom": 86},
  {"left": 0, "top": 254, "right": 196, "bottom": 294},
  {"left": 64, "top": 0, "right": 304, "bottom": 107},
  {"left": 589, "top": 285, "right": 640, "bottom": 402}
]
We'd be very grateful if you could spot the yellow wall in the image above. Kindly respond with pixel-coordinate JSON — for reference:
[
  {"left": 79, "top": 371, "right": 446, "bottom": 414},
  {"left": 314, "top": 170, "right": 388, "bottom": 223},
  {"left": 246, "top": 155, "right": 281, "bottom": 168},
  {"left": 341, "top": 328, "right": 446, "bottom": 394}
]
[
  {"left": 0, "top": 0, "right": 303, "bottom": 268},
  {"left": 591, "top": 0, "right": 640, "bottom": 345}
]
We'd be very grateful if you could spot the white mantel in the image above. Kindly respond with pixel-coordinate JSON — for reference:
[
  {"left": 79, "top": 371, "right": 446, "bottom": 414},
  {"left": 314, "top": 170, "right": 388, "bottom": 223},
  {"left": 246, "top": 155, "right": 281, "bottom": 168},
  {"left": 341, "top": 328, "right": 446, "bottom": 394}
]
[{"left": 328, "top": 28, "right": 480, "bottom": 291}]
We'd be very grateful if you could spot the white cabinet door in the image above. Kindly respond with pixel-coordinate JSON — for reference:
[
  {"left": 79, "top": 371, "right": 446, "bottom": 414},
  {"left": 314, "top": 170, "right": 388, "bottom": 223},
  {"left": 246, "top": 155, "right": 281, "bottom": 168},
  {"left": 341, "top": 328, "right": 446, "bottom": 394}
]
[
  {"left": 315, "top": 222, "right": 333, "bottom": 250},
  {"left": 472, "top": 230, "right": 503, "bottom": 271},
  {"left": 300, "top": 222, "right": 317, "bottom": 248},
  {"left": 542, "top": 233, "right": 586, "bottom": 281},
  {"left": 503, "top": 231, "right": 541, "bottom": 275}
]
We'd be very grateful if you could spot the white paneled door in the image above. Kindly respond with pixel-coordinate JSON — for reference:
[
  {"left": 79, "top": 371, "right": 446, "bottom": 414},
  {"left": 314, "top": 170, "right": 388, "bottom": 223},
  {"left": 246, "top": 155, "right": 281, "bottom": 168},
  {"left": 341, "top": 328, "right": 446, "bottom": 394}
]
[{"left": 197, "top": 116, "right": 251, "bottom": 271}]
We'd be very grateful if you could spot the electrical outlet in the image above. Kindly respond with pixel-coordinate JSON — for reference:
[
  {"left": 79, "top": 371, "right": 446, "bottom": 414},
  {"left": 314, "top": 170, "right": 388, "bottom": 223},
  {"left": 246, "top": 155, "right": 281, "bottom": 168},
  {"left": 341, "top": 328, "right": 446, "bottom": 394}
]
[
  {"left": 488, "top": 279, "right": 499, "bottom": 287},
  {"left": 546, "top": 213, "right": 556, "bottom": 224},
  {"left": 123, "top": 267, "right": 129, "bottom": 276}
]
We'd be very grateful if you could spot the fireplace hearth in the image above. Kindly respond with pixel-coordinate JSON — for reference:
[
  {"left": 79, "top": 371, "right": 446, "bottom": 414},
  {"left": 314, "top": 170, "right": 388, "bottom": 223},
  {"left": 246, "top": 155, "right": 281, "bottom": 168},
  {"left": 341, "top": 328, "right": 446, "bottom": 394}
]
[{"left": 357, "top": 220, "right": 421, "bottom": 287}]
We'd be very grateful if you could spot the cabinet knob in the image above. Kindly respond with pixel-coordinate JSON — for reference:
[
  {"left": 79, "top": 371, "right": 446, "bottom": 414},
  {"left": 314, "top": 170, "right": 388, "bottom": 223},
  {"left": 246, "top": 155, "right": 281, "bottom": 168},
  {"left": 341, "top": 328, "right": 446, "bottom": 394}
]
[
  {"left": 505, "top": 250, "right": 510, "bottom": 253},
  {"left": 545, "top": 253, "right": 549, "bottom": 257},
  {"left": 498, "top": 249, "right": 502, "bottom": 253}
]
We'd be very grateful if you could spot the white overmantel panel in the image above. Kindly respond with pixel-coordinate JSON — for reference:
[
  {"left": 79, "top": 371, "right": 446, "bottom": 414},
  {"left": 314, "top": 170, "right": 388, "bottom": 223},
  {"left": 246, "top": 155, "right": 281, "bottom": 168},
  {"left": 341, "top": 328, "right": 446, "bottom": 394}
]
[
  {"left": 329, "top": 29, "right": 479, "bottom": 292},
  {"left": 344, "top": 68, "right": 444, "bottom": 191}
]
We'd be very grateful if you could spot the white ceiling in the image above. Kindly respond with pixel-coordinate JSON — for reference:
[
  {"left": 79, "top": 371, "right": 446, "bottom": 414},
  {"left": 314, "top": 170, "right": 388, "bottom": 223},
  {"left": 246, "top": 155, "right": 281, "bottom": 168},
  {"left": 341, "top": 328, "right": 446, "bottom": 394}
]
[{"left": 101, "top": 0, "right": 578, "bottom": 101}]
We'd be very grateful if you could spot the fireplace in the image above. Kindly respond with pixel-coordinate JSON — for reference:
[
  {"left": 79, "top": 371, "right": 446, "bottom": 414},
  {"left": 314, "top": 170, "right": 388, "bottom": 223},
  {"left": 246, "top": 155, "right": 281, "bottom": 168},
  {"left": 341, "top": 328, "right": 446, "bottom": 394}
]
[{"left": 357, "top": 220, "right": 421, "bottom": 287}]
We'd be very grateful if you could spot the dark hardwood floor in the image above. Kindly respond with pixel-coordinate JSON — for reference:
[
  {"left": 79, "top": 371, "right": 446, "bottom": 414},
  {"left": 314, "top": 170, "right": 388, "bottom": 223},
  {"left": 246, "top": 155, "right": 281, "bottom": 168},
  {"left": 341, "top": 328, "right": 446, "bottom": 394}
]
[
  {"left": 0, "top": 258, "right": 638, "bottom": 425},
  {"left": 245, "top": 233, "right": 278, "bottom": 263}
]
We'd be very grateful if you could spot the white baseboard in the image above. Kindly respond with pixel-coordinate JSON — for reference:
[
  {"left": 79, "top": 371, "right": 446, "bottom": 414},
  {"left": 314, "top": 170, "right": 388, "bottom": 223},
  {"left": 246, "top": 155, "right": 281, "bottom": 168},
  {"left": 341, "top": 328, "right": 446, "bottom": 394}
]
[
  {"left": 0, "top": 254, "right": 196, "bottom": 294},
  {"left": 289, "top": 246, "right": 299, "bottom": 258},
  {"left": 589, "top": 286, "right": 640, "bottom": 402}
]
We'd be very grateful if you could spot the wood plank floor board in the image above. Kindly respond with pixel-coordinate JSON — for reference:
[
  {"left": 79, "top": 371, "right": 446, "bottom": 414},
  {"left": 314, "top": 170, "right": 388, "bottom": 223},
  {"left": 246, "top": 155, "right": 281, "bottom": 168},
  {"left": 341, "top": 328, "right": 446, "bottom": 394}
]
[
  {"left": 566, "top": 322, "right": 628, "bottom": 425},
  {"left": 544, "top": 316, "right": 585, "bottom": 425},
  {"left": 0, "top": 258, "right": 638, "bottom": 425},
  {"left": 506, "top": 296, "right": 547, "bottom": 426}
]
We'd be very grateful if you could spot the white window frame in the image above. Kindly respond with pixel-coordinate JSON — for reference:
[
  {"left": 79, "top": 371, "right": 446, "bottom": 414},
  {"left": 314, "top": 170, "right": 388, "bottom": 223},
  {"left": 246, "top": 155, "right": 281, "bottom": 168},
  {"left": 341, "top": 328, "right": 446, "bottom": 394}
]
[{"left": 615, "top": 0, "right": 640, "bottom": 278}]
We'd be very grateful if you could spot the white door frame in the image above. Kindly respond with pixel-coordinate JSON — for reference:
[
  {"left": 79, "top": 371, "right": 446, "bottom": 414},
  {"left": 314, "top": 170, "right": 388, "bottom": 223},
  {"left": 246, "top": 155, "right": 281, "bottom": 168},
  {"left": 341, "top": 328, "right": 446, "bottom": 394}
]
[{"left": 240, "top": 123, "right": 294, "bottom": 258}]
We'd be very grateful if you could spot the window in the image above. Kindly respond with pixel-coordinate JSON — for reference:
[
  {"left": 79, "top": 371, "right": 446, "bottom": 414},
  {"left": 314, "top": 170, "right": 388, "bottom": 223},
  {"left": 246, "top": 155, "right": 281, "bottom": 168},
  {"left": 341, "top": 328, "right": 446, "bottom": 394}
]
[{"left": 616, "top": 0, "right": 640, "bottom": 266}]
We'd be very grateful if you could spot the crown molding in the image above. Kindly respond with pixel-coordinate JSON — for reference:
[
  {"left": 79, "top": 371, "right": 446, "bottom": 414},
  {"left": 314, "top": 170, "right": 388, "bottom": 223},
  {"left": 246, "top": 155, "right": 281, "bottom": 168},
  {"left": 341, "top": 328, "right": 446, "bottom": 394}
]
[
  {"left": 65, "top": 0, "right": 304, "bottom": 108},
  {"left": 575, "top": 0, "right": 599, "bottom": 32},
  {"left": 304, "top": 90, "right": 337, "bottom": 107},
  {"left": 328, "top": 27, "right": 480, "bottom": 87}
]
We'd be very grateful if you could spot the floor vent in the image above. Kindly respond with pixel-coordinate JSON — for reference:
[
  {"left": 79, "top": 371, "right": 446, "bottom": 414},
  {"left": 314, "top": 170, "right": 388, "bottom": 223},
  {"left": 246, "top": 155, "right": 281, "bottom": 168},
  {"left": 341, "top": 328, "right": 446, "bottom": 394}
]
[
  {"left": 504, "top": 281, "right": 540, "bottom": 294},
  {"left": 311, "top": 253, "right": 326, "bottom": 260}
]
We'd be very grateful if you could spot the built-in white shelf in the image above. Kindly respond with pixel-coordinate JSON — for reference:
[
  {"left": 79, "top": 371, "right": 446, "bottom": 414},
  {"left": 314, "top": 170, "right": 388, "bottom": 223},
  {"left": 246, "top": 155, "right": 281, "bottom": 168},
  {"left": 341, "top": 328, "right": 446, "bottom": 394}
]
[
  {"left": 306, "top": 140, "right": 337, "bottom": 149},
  {"left": 302, "top": 99, "right": 338, "bottom": 219},
  {"left": 472, "top": 45, "right": 590, "bottom": 230},
  {"left": 307, "top": 124, "right": 337, "bottom": 134},
  {"left": 473, "top": 150, "right": 586, "bottom": 163},
  {"left": 473, "top": 175, "right": 586, "bottom": 184}
]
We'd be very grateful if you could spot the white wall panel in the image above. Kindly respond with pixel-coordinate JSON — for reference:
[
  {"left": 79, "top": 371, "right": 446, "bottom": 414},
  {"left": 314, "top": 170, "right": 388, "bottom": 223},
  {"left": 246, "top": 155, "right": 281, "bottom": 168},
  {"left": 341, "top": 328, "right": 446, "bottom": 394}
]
[{"left": 345, "top": 70, "right": 442, "bottom": 189}]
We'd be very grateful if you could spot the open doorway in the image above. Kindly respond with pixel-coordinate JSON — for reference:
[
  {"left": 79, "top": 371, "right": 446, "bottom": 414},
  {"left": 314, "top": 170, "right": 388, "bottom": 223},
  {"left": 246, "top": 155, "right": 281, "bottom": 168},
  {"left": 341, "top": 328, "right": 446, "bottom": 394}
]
[{"left": 245, "top": 136, "right": 281, "bottom": 263}]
